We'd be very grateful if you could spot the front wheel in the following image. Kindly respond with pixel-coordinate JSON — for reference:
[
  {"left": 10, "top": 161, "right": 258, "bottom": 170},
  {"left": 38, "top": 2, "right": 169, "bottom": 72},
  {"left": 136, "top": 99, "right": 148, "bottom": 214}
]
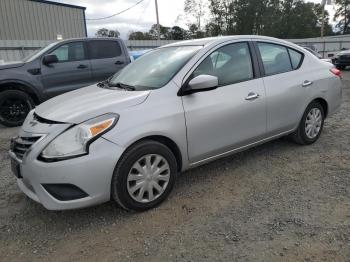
[
  {"left": 111, "top": 140, "right": 177, "bottom": 211},
  {"left": 291, "top": 101, "right": 325, "bottom": 145},
  {"left": 0, "top": 90, "right": 34, "bottom": 127}
]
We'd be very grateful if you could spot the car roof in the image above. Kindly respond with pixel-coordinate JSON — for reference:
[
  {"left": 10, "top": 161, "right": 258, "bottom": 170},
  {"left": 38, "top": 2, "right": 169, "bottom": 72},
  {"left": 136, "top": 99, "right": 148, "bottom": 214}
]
[
  {"left": 162, "top": 35, "right": 295, "bottom": 48},
  {"left": 56, "top": 37, "right": 121, "bottom": 44}
]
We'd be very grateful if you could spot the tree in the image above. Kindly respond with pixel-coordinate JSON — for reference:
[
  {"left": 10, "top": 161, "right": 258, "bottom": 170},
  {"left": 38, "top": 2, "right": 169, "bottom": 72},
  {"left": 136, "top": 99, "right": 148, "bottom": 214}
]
[
  {"left": 206, "top": 0, "right": 333, "bottom": 38},
  {"left": 108, "top": 29, "right": 120, "bottom": 38},
  {"left": 188, "top": 24, "right": 206, "bottom": 38},
  {"left": 95, "top": 28, "right": 120, "bottom": 38},
  {"left": 95, "top": 28, "right": 109, "bottom": 37},
  {"left": 184, "top": 0, "right": 207, "bottom": 29},
  {"left": 149, "top": 24, "right": 172, "bottom": 39},
  {"left": 334, "top": 0, "right": 350, "bottom": 34},
  {"left": 128, "top": 31, "right": 154, "bottom": 40},
  {"left": 169, "top": 26, "right": 187, "bottom": 40}
]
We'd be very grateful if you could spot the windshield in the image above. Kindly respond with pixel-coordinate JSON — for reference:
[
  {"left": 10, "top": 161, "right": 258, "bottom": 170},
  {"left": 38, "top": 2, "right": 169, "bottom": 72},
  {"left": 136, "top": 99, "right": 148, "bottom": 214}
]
[
  {"left": 109, "top": 46, "right": 202, "bottom": 91},
  {"left": 22, "top": 42, "right": 57, "bottom": 62}
]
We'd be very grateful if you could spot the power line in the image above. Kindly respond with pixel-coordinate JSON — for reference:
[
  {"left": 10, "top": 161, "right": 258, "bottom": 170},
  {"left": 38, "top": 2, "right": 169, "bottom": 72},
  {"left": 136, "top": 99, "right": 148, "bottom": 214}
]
[
  {"left": 86, "top": 0, "right": 145, "bottom": 21},
  {"left": 135, "top": 0, "right": 151, "bottom": 26}
]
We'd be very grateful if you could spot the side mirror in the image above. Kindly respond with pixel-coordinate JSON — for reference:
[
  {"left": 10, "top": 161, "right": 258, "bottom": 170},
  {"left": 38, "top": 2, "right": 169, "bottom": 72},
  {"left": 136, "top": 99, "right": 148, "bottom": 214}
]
[
  {"left": 183, "top": 74, "right": 219, "bottom": 95},
  {"left": 43, "top": 54, "right": 58, "bottom": 65}
]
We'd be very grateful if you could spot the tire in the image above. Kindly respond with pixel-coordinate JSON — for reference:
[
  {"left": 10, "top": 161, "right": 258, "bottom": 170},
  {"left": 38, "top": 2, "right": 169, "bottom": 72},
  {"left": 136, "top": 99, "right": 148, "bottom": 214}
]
[
  {"left": 111, "top": 140, "right": 177, "bottom": 211},
  {"left": 0, "top": 90, "right": 34, "bottom": 127},
  {"left": 291, "top": 101, "right": 325, "bottom": 145}
]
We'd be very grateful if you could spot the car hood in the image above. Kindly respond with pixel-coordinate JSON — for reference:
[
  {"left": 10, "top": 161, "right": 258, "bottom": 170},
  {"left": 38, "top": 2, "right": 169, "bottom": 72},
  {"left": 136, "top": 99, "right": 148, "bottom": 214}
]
[
  {"left": 0, "top": 61, "right": 25, "bottom": 70},
  {"left": 35, "top": 85, "right": 150, "bottom": 124},
  {"left": 337, "top": 50, "right": 350, "bottom": 56}
]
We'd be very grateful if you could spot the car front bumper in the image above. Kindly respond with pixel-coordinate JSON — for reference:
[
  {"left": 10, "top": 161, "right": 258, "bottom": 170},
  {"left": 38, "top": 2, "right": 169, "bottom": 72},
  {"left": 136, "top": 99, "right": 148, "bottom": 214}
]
[{"left": 9, "top": 112, "right": 124, "bottom": 210}]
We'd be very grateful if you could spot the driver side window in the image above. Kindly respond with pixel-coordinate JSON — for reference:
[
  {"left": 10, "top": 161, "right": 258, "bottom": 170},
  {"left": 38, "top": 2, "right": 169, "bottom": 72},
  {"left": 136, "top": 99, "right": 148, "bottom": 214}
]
[
  {"left": 192, "top": 42, "right": 254, "bottom": 86},
  {"left": 50, "top": 42, "right": 86, "bottom": 62}
]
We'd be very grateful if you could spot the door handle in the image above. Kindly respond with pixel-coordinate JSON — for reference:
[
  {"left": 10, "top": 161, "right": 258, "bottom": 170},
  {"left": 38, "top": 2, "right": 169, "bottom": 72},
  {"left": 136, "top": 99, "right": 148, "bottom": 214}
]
[
  {"left": 115, "top": 61, "right": 124, "bottom": 65},
  {"left": 77, "top": 64, "right": 88, "bottom": 69},
  {"left": 245, "top": 92, "right": 260, "bottom": 101},
  {"left": 302, "top": 80, "right": 313, "bottom": 87}
]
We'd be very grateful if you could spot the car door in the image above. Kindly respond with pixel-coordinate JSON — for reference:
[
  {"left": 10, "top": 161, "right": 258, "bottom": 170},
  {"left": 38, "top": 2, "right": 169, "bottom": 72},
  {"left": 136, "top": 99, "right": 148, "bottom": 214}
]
[
  {"left": 88, "top": 40, "right": 127, "bottom": 83},
  {"left": 41, "top": 41, "right": 93, "bottom": 99},
  {"left": 255, "top": 42, "right": 309, "bottom": 136},
  {"left": 182, "top": 41, "right": 267, "bottom": 163}
]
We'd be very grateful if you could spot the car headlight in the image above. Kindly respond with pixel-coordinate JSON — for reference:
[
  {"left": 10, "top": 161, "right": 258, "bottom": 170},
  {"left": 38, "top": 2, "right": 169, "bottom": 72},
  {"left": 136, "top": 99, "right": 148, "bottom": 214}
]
[{"left": 40, "top": 113, "right": 119, "bottom": 161}]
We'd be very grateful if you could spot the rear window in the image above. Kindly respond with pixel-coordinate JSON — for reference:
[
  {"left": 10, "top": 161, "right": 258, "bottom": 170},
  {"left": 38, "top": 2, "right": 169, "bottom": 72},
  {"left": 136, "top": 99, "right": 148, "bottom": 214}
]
[
  {"left": 258, "top": 42, "right": 292, "bottom": 75},
  {"left": 288, "top": 49, "right": 303, "bottom": 69},
  {"left": 89, "top": 40, "right": 122, "bottom": 59},
  {"left": 257, "top": 42, "right": 303, "bottom": 75}
]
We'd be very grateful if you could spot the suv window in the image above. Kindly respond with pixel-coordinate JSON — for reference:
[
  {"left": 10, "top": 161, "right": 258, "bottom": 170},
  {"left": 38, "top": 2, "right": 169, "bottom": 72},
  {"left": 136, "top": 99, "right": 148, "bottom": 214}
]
[
  {"left": 192, "top": 42, "right": 254, "bottom": 86},
  {"left": 89, "top": 40, "right": 122, "bottom": 59},
  {"left": 258, "top": 42, "right": 292, "bottom": 75},
  {"left": 50, "top": 42, "right": 85, "bottom": 62}
]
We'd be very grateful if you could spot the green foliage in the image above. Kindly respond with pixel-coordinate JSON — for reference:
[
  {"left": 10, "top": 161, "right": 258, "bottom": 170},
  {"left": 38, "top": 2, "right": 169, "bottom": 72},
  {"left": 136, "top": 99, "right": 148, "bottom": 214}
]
[
  {"left": 128, "top": 0, "right": 337, "bottom": 40},
  {"left": 205, "top": 0, "right": 333, "bottom": 38},
  {"left": 95, "top": 28, "right": 120, "bottom": 38},
  {"left": 334, "top": 0, "right": 350, "bottom": 34}
]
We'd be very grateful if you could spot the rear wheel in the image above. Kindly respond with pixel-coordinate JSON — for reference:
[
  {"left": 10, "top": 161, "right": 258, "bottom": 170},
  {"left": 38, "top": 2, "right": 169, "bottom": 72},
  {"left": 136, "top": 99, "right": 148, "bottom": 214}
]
[
  {"left": 0, "top": 90, "right": 34, "bottom": 127},
  {"left": 111, "top": 140, "right": 177, "bottom": 211},
  {"left": 291, "top": 101, "right": 325, "bottom": 145}
]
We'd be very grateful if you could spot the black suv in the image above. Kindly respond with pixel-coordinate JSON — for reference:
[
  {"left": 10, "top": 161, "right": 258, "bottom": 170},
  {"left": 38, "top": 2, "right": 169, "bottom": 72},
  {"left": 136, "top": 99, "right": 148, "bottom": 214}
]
[{"left": 332, "top": 50, "right": 350, "bottom": 70}]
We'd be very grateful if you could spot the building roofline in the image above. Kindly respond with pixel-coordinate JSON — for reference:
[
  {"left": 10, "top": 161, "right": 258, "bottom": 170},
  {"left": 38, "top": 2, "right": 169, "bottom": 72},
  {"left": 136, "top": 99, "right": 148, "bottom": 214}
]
[{"left": 28, "top": 0, "right": 86, "bottom": 10}]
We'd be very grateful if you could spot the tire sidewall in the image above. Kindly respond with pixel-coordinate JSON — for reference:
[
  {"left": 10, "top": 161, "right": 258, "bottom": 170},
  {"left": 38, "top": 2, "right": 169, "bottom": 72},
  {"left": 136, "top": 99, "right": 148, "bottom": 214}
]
[
  {"left": 299, "top": 102, "right": 325, "bottom": 144},
  {"left": 0, "top": 90, "right": 34, "bottom": 127},
  {"left": 112, "top": 141, "right": 177, "bottom": 211}
]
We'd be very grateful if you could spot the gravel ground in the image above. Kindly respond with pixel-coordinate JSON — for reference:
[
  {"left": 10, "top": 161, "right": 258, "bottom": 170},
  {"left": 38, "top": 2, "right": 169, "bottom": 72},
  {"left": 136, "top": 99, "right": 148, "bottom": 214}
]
[{"left": 0, "top": 72, "right": 350, "bottom": 262}]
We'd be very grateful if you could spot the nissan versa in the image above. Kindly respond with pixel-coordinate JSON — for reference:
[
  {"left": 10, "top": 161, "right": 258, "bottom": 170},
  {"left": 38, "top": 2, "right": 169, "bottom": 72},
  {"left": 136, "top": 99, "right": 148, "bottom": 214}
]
[{"left": 9, "top": 36, "right": 342, "bottom": 211}]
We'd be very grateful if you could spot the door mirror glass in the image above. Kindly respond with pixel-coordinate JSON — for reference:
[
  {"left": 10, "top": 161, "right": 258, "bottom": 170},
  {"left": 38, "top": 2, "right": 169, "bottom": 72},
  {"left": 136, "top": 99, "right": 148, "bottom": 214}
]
[
  {"left": 43, "top": 54, "right": 58, "bottom": 65},
  {"left": 187, "top": 74, "right": 218, "bottom": 93}
]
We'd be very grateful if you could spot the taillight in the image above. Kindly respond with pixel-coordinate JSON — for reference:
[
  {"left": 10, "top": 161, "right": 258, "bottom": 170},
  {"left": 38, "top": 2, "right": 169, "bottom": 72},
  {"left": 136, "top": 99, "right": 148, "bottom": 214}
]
[{"left": 330, "top": 68, "right": 342, "bottom": 78}]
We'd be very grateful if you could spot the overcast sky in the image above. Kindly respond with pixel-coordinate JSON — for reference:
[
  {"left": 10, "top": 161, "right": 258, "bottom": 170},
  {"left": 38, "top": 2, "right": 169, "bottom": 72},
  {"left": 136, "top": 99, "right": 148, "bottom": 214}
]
[{"left": 53, "top": 0, "right": 336, "bottom": 39}]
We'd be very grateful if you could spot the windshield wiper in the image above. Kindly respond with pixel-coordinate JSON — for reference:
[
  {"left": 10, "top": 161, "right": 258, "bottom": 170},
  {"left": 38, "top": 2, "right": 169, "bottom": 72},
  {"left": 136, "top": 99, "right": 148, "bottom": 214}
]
[
  {"left": 97, "top": 80, "right": 109, "bottom": 88},
  {"left": 108, "top": 82, "right": 136, "bottom": 91}
]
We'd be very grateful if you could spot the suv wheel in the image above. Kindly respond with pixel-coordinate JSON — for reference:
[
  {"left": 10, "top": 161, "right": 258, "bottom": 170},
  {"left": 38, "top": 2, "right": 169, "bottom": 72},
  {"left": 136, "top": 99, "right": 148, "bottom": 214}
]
[
  {"left": 111, "top": 140, "right": 177, "bottom": 211},
  {"left": 0, "top": 90, "right": 34, "bottom": 127},
  {"left": 291, "top": 101, "right": 325, "bottom": 145}
]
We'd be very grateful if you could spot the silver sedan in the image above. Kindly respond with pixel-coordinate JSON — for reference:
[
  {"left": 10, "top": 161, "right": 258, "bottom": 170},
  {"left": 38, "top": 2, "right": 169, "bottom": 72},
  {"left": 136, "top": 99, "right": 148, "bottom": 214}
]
[{"left": 9, "top": 35, "right": 342, "bottom": 211}]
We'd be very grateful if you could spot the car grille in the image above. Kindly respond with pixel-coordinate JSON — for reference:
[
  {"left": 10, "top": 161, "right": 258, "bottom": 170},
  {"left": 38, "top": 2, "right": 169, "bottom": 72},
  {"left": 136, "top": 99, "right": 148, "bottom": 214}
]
[{"left": 11, "top": 136, "right": 41, "bottom": 160}]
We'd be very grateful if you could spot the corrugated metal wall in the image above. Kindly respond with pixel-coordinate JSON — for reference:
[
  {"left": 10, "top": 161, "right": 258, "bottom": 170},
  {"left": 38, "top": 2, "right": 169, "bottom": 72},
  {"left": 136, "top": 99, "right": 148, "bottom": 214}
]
[{"left": 0, "top": 0, "right": 86, "bottom": 40}]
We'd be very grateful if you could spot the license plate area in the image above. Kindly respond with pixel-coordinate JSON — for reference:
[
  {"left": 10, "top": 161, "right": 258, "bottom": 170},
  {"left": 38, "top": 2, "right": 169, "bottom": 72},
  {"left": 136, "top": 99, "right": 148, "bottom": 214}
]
[{"left": 11, "top": 159, "right": 22, "bottom": 178}]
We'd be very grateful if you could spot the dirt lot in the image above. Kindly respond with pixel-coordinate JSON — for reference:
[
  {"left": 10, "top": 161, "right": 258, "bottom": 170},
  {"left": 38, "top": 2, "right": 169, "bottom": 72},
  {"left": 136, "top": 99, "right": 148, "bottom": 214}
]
[{"left": 0, "top": 72, "right": 350, "bottom": 262}]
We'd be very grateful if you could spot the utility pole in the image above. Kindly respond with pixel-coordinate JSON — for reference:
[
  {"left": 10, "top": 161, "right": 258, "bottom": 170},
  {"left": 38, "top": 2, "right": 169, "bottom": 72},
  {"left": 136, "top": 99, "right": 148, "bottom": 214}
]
[
  {"left": 155, "top": 0, "right": 160, "bottom": 40},
  {"left": 320, "top": 0, "right": 332, "bottom": 58},
  {"left": 321, "top": 0, "right": 332, "bottom": 38},
  {"left": 321, "top": 2, "right": 325, "bottom": 38}
]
